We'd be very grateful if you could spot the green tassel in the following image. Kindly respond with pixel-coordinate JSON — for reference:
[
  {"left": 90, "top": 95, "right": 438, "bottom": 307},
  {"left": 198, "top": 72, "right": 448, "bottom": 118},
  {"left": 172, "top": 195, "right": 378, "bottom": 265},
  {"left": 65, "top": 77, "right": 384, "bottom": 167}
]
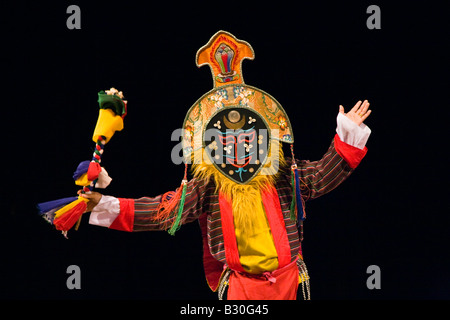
[
  {"left": 168, "top": 182, "right": 187, "bottom": 236},
  {"left": 290, "top": 169, "right": 297, "bottom": 222}
]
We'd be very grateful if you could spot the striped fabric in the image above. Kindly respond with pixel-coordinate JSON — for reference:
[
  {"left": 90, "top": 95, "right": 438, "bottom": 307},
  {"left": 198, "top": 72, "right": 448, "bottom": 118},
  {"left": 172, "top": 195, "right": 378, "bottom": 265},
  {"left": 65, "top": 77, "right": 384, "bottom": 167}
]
[{"left": 131, "top": 137, "right": 354, "bottom": 265}]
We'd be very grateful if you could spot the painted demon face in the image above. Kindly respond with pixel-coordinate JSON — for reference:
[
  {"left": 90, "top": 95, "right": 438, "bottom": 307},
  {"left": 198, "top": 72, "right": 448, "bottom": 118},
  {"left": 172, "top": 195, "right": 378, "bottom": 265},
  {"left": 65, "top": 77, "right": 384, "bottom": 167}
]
[{"left": 204, "top": 107, "right": 269, "bottom": 184}]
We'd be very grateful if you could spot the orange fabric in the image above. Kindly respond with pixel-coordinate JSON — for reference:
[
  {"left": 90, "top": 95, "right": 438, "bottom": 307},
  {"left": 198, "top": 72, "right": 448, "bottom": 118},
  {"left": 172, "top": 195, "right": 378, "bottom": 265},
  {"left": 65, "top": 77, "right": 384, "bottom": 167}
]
[
  {"left": 227, "top": 259, "right": 299, "bottom": 300},
  {"left": 196, "top": 31, "right": 254, "bottom": 88}
]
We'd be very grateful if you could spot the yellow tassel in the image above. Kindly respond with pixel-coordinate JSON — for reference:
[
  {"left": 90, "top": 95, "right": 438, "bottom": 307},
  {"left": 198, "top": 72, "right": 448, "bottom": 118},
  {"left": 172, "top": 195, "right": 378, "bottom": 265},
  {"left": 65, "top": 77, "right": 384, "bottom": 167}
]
[{"left": 54, "top": 197, "right": 88, "bottom": 219}]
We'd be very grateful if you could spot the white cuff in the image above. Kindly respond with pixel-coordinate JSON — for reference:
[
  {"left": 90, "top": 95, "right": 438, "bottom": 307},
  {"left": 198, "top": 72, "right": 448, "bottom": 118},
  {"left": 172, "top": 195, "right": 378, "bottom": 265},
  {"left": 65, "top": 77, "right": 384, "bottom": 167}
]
[
  {"left": 336, "top": 112, "right": 371, "bottom": 150},
  {"left": 89, "top": 195, "right": 120, "bottom": 228}
]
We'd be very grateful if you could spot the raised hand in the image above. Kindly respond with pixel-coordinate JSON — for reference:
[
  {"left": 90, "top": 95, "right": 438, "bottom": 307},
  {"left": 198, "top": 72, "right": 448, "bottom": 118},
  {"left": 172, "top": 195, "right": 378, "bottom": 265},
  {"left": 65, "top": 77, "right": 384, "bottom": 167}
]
[{"left": 339, "top": 100, "right": 372, "bottom": 126}]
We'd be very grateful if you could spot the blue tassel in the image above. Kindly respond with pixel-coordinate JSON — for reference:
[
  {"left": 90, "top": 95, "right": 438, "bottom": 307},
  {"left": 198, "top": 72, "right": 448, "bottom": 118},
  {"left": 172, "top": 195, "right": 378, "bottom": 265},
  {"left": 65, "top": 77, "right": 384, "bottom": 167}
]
[
  {"left": 37, "top": 197, "right": 79, "bottom": 214},
  {"left": 37, "top": 196, "right": 78, "bottom": 224},
  {"left": 290, "top": 144, "right": 306, "bottom": 231},
  {"left": 294, "top": 169, "right": 306, "bottom": 224}
]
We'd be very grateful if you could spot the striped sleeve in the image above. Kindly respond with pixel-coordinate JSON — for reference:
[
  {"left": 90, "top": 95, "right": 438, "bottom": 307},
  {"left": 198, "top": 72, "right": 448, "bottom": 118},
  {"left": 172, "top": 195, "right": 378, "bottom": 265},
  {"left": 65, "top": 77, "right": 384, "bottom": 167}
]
[
  {"left": 296, "top": 137, "right": 355, "bottom": 200},
  {"left": 132, "top": 178, "right": 210, "bottom": 232}
]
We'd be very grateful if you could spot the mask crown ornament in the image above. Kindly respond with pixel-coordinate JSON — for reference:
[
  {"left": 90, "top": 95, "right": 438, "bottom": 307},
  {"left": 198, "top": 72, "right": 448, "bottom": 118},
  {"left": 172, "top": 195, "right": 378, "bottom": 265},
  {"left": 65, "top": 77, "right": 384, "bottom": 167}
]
[
  {"left": 196, "top": 31, "right": 254, "bottom": 88},
  {"left": 214, "top": 43, "right": 237, "bottom": 82},
  {"left": 183, "top": 31, "right": 295, "bottom": 184}
]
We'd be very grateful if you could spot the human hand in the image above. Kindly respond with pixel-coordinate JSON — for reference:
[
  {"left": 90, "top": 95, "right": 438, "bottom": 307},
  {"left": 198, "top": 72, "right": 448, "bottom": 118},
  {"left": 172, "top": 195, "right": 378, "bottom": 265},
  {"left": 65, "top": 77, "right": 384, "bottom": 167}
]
[
  {"left": 78, "top": 190, "right": 102, "bottom": 213},
  {"left": 339, "top": 100, "right": 372, "bottom": 126}
]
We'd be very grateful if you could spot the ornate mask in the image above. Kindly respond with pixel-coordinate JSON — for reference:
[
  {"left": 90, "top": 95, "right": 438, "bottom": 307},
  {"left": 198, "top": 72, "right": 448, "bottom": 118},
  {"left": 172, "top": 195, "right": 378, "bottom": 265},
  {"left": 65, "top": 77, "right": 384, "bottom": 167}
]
[
  {"left": 182, "top": 31, "right": 295, "bottom": 184},
  {"left": 204, "top": 107, "right": 269, "bottom": 183}
]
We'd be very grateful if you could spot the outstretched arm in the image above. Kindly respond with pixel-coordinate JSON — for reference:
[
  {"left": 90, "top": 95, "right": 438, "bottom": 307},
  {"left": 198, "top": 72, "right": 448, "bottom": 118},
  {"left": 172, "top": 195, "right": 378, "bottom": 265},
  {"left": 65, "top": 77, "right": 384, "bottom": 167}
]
[
  {"left": 296, "top": 100, "right": 372, "bottom": 200},
  {"left": 81, "top": 178, "right": 212, "bottom": 232}
]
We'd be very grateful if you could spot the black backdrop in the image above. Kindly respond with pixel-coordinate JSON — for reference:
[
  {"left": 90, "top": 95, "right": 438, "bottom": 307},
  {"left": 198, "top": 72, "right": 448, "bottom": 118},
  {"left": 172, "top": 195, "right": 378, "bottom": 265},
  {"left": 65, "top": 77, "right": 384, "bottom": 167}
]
[{"left": 1, "top": 1, "right": 449, "bottom": 301}]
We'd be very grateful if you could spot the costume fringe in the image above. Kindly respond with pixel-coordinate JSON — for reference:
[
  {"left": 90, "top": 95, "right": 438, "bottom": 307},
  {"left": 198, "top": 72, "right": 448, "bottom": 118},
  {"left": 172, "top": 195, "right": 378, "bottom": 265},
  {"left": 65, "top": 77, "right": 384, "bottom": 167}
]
[
  {"left": 168, "top": 181, "right": 187, "bottom": 235},
  {"left": 289, "top": 167, "right": 297, "bottom": 222},
  {"left": 154, "top": 163, "right": 188, "bottom": 235},
  {"left": 289, "top": 145, "right": 306, "bottom": 227},
  {"left": 37, "top": 196, "right": 79, "bottom": 224},
  {"left": 52, "top": 197, "right": 88, "bottom": 238},
  {"left": 297, "top": 258, "right": 311, "bottom": 300},
  {"left": 218, "top": 268, "right": 232, "bottom": 300},
  {"left": 191, "top": 141, "right": 286, "bottom": 195},
  {"left": 154, "top": 187, "right": 183, "bottom": 221}
]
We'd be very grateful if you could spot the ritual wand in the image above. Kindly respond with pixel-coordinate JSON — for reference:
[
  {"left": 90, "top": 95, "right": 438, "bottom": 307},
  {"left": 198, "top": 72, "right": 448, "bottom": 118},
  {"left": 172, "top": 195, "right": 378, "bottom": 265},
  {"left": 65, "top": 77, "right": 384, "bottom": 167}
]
[{"left": 37, "top": 88, "right": 127, "bottom": 238}]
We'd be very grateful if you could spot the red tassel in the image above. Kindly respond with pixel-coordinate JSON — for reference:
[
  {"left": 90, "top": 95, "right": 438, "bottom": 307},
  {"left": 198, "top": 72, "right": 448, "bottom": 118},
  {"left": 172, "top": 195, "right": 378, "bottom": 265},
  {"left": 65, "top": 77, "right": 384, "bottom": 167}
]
[
  {"left": 87, "top": 161, "right": 102, "bottom": 181},
  {"left": 154, "top": 163, "right": 188, "bottom": 225},
  {"left": 53, "top": 201, "right": 87, "bottom": 232},
  {"left": 154, "top": 186, "right": 183, "bottom": 222}
]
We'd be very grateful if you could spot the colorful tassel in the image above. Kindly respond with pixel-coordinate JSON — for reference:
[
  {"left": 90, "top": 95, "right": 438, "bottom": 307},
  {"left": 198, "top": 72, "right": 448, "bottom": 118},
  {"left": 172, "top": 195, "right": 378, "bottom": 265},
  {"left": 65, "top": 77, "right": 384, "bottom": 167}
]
[
  {"left": 155, "top": 163, "right": 189, "bottom": 235},
  {"left": 39, "top": 206, "right": 63, "bottom": 224},
  {"left": 37, "top": 196, "right": 78, "bottom": 214},
  {"left": 294, "top": 168, "right": 306, "bottom": 222},
  {"left": 289, "top": 166, "right": 297, "bottom": 222},
  {"left": 289, "top": 144, "right": 306, "bottom": 228},
  {"left": 168, "top": 181, "right": 187, "bottom": 236},
  {"left": 52, "top": 197, "right": 88, "bottom": 235},
  {"left": 37, "top": 196, "right": 79, "bottom": 224},
  {"left": 155, "top": 188, "right": 183, "bottom": 221}
]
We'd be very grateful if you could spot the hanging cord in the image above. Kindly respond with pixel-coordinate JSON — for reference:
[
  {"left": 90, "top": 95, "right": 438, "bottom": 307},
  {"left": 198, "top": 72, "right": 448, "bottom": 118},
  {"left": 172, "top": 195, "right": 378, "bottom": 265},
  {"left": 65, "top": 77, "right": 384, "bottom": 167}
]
[
  {"left": 75, "top": 135, "right": 106, "bottom": 230},
  {"left": 86, "top": 135, "right": 106, "bottom": 193},
  {"left": 297, "top": 258, "right": 311, "bottom": 300},
  {"left": 290, "top": 144, "right": 297, "bottom": 166},
  {"left": 218, "top": 268, "right": 232, "bottom": 300}
]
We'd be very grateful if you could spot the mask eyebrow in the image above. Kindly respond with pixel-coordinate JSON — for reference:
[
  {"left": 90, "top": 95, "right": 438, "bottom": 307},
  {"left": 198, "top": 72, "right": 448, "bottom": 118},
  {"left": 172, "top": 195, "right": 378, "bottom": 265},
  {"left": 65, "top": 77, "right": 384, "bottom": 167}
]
[
  {"left": 218, "top": 135, "right": 235, "bottom": 145},
  {"left": 237, "top": 130, "right": 256, "bottom": 143},
  {"left": 215, "top": 126, "right": 255, "bottom": 135}
]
